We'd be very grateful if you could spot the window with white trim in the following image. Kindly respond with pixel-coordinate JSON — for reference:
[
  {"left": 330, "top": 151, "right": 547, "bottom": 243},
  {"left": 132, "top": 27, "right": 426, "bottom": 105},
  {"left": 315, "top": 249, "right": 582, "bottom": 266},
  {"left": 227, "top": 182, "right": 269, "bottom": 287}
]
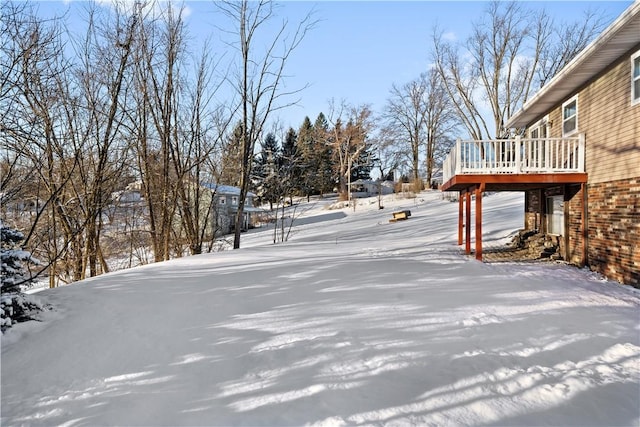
[
  {"left": 527, "top": 116, "right": 549, "bottom": 169},
  {"left": 562, "top": 96, "right": 578, "bottom": 136},
  {"left": 218, "top": 196, "right": 226, "bottom": 205},
  {"left": 530, "top": 127, "right": 539, "bottom": 139},
  {"left": 632, "top": 50, "right": 640, "bottom": 106},
  {"left": 231, "top": 196, "right": 238, "bottom": 206},
  {"left": 528, "top": 116, "right": 549, "bottom": 139}
]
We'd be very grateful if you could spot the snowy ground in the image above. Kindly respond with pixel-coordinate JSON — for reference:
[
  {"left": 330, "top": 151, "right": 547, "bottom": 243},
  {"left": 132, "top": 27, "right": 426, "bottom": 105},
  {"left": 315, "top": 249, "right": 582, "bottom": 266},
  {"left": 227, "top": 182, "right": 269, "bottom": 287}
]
[{"left": 2, "top": 191, "right": 639, "bottom": 427}]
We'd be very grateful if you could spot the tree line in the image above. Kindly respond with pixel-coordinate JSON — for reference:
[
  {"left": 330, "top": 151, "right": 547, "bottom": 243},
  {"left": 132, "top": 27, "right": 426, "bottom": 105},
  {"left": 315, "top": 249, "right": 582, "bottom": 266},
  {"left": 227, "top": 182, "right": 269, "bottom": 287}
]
[{"left": 1, "top": 0, "right": 604, "bottom": 288}]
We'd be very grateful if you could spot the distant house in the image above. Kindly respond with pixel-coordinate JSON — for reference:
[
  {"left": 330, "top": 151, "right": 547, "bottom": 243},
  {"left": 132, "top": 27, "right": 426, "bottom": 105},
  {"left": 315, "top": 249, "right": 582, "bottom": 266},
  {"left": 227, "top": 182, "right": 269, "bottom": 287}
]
[
  {"left": 108, "top": 181, "right": 145, "bottom": 226},
  {"left": 202, "top": 184, "right": 261, "bottom": 234},
  {"left": 348, "top": 180, "right": 395, "bottom": 197},
  {"left": 111, "top": 181, "right": 143, "bottom": 205},
  {"left": 441, "top": 2, "right": 639, "bottom": 287},
  {"left": 430, "top": 168, "right": 444, "bottom": 189}
]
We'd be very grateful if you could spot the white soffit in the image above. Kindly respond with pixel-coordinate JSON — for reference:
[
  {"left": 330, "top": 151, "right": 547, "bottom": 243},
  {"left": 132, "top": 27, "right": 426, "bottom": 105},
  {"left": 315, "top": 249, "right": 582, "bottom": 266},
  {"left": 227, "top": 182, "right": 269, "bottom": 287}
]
[{"left": 506, "top": 1, "right": 640, "bottom": 129}]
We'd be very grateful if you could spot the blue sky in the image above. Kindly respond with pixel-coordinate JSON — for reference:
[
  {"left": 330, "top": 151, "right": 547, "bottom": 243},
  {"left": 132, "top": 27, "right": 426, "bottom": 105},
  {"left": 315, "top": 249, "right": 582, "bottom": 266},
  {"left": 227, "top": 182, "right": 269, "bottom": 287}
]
[{"left": 38, "top": 1, "right": 632, "bottom": 133}]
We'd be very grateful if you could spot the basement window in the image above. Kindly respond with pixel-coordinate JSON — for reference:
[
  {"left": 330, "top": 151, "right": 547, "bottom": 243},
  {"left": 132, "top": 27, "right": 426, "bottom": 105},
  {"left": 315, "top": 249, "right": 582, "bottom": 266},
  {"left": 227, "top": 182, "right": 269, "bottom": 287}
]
[
  {"left": 632, "top": 50, "right": 640, "bottom": 106},
  {"left": 547, "top": 195, "right": 564, "bottom": 236},
  {"left": 562, "top": 96, "right": 578, "bottom": 136}
]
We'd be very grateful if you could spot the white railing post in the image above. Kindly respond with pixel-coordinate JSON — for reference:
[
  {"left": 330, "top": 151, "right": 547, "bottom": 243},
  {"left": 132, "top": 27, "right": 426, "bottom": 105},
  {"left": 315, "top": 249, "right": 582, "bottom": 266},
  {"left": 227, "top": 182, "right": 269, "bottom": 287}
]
[
  {"left": 545, "top": 138, "right": 551, "bottom": 172},
  {"left": 578, "top": 133, "right": 585, "bottom": 172},
  {"left": 515, "top": 135, "right": 521, "bottom": 173},
  {"left": 455, "top": 138, "right": 462, "bottom": 174}
]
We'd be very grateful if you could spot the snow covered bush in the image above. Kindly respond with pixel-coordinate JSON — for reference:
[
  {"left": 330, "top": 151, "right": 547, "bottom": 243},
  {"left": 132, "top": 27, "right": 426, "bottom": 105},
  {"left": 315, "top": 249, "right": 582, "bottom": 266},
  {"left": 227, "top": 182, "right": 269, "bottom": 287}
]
[
  {"left": 1, "top": 221, "right": 43, "bottom": 333},
  {"left": 1, "top": 293, "right": 43, "bottom": 332}
]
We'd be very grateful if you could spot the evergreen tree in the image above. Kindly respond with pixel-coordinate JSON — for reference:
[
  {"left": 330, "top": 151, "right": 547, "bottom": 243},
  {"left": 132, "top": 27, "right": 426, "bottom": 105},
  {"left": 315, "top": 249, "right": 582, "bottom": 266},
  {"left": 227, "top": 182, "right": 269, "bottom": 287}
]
[
  {"left": 281, "top": 127, "right": 298, "bottom": 163},
  {"left": 313, "top": 113, "right": 335, "bottom": 195},
  {"left": 219, "top": 122, "right": 245, "bottom": 187},
  {"left": 255, "top": 132, "right": 281, "bottom": 209},
  {"left": 351, "top": 146, "right": 375, "bottom": 181},
  {"left": 1, "top": 221, "right": 43, "bottom": 333},
  {"left": 296, "top": 116, "right": 316, "bottom": 199},
  {"left": 281, "top": 127, "right": 300, "bottom": 202},
  {"left": 349, "top": 124, "right": 376, "bottom": 181}
]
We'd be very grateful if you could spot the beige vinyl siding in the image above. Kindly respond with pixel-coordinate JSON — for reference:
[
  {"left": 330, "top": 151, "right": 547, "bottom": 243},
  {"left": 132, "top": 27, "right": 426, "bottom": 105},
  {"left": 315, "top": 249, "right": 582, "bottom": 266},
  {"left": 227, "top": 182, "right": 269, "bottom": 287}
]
[
  {"left": 581, "top": 47, "right": 640, "bottom": 184},
  {"left": 543, "top": 44, "right": 640, "bottom": 184},
  {"left": 548, "top": 109, "right": 562, "bottom": 139}
]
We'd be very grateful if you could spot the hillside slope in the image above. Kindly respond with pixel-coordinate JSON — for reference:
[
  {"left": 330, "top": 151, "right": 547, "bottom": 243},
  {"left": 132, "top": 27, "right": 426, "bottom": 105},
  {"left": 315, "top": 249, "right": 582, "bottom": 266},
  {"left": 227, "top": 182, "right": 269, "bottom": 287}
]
[{"left": 2, "top": 191, "right": 639, "bottom": 426}]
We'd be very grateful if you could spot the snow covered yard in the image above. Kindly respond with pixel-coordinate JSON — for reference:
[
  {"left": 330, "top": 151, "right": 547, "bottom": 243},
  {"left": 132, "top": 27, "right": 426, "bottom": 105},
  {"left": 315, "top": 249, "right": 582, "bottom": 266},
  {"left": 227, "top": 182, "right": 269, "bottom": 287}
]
[{"left": 2, "top": 192, "right": 639, "bottom": 426}]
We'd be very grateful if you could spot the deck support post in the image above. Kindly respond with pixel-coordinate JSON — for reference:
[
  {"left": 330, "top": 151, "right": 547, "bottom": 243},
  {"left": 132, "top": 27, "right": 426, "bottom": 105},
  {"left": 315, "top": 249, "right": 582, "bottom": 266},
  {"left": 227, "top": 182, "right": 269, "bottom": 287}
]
[
  {"left": 458, "top": 194, "right": 464, "bottom": 245},
  {"left": 582, "top": 182, "right": 588, "bottom": 267},
  {"left": 465, "top": 190, "right": 471, "bottom": 255},
  {"left": 475, "top": 184, "right": 485, "bottom": 261}
]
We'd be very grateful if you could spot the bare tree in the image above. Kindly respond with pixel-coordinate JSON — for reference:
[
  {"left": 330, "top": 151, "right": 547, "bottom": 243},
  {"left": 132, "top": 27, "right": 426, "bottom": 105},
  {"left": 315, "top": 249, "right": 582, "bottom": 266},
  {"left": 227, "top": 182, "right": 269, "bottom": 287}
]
[
  {"left": 535, "top": 9, "right": 605, "bottom": 87},
  {"left": 370, "top": 125, "right": 405, "bottom": 183},
  {"left": 128, "top": 2, "right": 234, "bottom": 260},
  {"left": 217, "top": 0, "right": 315, "bottom": 249},
  {"left": 173, "top": 47, "right": 228, "bottom": 255},
  {"left": 0, "top": 2, "right": 86, "bottom": 286},
  {"left": 382, "top": 69, "right": 457, "bottom": 188},
  {"left": 72, "top": 2, "right": 138, "bottom": 277},
  {"left": 423, "top": 68, "right": 458, "bottom": 185},
  {"left": 2, "top": 1, "right": 238, "bottom": 283},
  {"left": 0, "top": 5, "right": 32, "bottom": 213},
  {"left": 383, "top": 74, "right": 429, "bottom": 189},
  {"left": 327, "top": 101, "right": 374, "bottom": 198},
  {"left": 432, "top": 1, "right": 604, "bottom": 138},
  {"left": 131, "top": 2, "right": 185, "bottom": 262}
]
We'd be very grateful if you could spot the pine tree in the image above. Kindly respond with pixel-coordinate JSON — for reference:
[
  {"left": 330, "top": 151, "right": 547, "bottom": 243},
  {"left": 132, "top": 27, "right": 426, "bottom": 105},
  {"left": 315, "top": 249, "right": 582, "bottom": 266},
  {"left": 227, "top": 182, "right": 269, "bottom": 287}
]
[
  {"left": 219, "top": 122, "right": 245, "bottom": 187},
  {"left": 313, "top": 113, "right": 335, "bottom": 195},
  {"left": 1, "top": 221, "right": 43, "bottom": 333},
  {"left": 281, "top": 127, "right": 300, "bottom": 202},
  {"left": 254, "top": 132, "right": 281, "bottom": 210},
  {"left": 349, "top": 126, "right": 376, "bottom": 181},
  {"left": 296, "top": 116, "right": 316, "bottom": 200},
  {"left": 281, "top": 127, "right": 298, "bottom": 164}
]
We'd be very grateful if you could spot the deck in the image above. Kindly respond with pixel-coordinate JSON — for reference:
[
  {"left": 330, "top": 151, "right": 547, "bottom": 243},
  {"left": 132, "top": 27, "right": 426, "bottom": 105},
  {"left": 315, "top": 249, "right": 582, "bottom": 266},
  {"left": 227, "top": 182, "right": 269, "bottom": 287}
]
[
  {"left": 441, "top": 134, "right": 587, "bottom": 191},
  {"left": 440, "top": 134, "right": 587, "bottom": 261}
]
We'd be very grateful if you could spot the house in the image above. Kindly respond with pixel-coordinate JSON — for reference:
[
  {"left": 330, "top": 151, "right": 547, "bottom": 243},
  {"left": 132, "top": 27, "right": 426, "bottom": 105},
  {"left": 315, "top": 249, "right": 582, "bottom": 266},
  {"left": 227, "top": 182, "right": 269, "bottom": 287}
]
[
  {"left": 441, "top": 2, "right": 639, "bottom": 287},
  {"left": 202, "top": 184, "right": 261, "bottom": 234},
  {"left": 348, "top": 179, "right": 395, "bottom": 197},
  {"left": 111, "top": 181, "right": 143, "bottom": 205},
  {"left": 430, "top": 168, "right": 444, "bottom": 189},
  {"left": 107, "top": 181, "right": 146, "bottom": 227}
]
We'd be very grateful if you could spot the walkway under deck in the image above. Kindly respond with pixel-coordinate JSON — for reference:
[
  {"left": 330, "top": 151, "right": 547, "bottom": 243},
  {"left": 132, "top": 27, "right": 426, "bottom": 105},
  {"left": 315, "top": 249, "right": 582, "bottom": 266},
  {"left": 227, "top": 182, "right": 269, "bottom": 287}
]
[{"left": 441, "top": 135, "right": 587, "bottom": 261}]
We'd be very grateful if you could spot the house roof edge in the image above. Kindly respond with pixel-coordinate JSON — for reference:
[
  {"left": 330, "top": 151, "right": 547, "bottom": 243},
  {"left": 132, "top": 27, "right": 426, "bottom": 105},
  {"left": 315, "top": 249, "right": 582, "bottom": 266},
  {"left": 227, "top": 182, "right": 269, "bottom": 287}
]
[{"left": 506, "top": 1, "right": 640, "bottom": 129}]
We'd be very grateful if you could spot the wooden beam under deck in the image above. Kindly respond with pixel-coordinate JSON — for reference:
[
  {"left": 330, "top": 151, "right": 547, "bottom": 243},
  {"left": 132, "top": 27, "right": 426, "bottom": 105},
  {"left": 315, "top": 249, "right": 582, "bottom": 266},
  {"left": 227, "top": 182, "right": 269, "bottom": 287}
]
[
  {"left": 475, "top": 184, "right": 485, "bottom": 261},
  {"left": 465, "top": 191, "right": 471, "bottom": 255},
  {"left": 458, "top": 196, "right": 464, "bottom": 246},
  {"left": 441, "top": 173, "right": 588, "bottom": 192}
]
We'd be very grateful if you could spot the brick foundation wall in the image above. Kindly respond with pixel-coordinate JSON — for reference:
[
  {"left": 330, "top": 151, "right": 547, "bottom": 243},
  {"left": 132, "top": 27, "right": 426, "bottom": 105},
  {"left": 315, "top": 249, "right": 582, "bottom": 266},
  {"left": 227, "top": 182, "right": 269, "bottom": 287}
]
[
  {"left": 586, "top": 178, "right": 640, "bottom": 287},
  {"left": 566, "top": 185, "right": 584, "bottom": 266},
  {"left": 524, "top": 189, "right": 542, "bottom": 231},
  {"left": 524, "top": 212, "right": 536, "bottom": 230}
]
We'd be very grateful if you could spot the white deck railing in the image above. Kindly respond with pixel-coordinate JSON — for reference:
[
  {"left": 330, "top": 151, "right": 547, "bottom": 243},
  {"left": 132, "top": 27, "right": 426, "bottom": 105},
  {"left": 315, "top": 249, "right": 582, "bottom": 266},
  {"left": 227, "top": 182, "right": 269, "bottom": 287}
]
[{"left": 442, "top": 134, "right": 585, "bottom": 184}]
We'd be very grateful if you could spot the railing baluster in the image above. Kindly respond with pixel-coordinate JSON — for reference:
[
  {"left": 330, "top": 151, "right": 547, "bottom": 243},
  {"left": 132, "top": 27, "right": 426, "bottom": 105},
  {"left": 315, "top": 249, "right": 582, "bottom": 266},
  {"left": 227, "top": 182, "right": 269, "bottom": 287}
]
[
  {"left": 441, "top": 135, "right": 583, "bottom": 182},
  {"left": 455, "top": 138, "right": 461, "bottom": 174},
  {"left": 578, "top": 133, "right": 585, "bottom": 172},
  {"left": 546, "top": 139, "right": 551, "bottom": 171},
  {"left": 515, "top": 136, "right": 521, "bottom": 173}
]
